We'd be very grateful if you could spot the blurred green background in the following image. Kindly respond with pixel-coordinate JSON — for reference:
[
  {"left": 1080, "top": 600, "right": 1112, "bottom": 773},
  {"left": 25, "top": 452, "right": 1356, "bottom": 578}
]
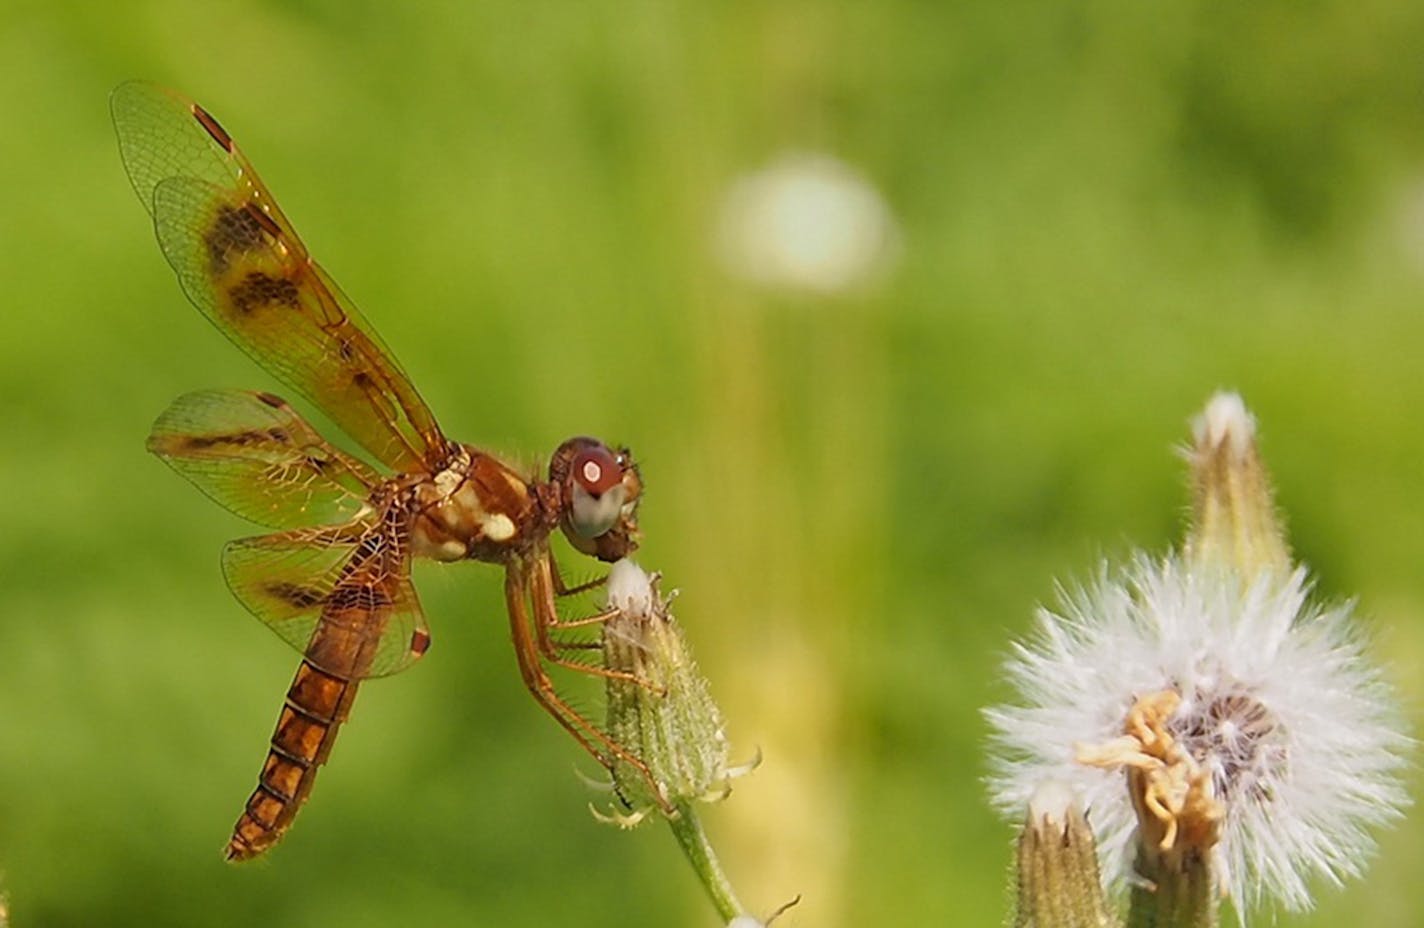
[{"left": 3, "top": 1, "right": 1424, "bottom": 925}]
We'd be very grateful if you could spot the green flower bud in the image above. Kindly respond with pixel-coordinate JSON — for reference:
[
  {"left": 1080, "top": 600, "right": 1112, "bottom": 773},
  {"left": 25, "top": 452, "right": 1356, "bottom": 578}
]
[
  {"left": 601, "top": 560, "right": 732, "bottom": 819},
  {"left": 1013, "top": 782, "right": 1116, "bottom": 928},
  {"left": 1184, "top": 392, "right": 1289, "bottom": 580}
]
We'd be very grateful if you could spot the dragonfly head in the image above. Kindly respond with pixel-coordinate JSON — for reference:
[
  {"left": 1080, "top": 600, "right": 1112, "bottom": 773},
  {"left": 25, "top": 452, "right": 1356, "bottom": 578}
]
[{"left": 549, "top": 437, "right": 642, "bottom": 562}]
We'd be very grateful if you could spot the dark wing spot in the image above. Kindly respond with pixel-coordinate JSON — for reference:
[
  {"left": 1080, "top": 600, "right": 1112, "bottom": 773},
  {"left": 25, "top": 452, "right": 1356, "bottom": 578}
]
[
  {"left": 350, "top": 370, "right": 399, "bottom": 423},
  {"left": 264, "top": 581, "right": 327, "bottom": 610},
  {"left": 192, "top": 103, "right": 233, "bottom": 151},
  {"left": 230, "top": 272, "right": 301, "bottom": 315},
  {"left": 410, "top": 628, "right": 431, "bottom": 657},
  {"left": 205, "top": 205, "right": 266, "bottom": 274},
  {"left": 255, "top": 392, "right": 287, "bottom": 409},
  {"left": 181, "top": 429, "right": 269, "bottom": 450}
]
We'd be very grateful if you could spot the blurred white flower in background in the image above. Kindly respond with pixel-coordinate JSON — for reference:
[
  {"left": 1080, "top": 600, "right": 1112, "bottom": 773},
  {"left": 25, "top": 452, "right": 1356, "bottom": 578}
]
[{"left": 715, "top": 152, "right": 899, "bottom": 295}]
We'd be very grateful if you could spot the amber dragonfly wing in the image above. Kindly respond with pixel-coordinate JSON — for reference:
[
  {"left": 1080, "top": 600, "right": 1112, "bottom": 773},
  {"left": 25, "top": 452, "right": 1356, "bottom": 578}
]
[
  {"left": 221, "top": 517, "right": 429, "bottom": 680},
  {"left": 112, "top": 81, "right": 448, "bottom": 474},
  {"left": 147, "top": 388, "right": 381, "bottom": 529}
]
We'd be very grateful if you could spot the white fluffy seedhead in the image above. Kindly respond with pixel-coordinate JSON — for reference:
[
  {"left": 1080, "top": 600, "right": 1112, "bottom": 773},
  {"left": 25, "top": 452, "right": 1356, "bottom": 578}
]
[{"left": 987, "top": 557, "right": 1410, "bottom": 917}]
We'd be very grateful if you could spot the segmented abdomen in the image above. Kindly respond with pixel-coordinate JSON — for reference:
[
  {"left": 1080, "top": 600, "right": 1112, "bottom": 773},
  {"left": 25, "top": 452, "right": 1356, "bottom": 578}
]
[{"left": 226, "top": 660, "right": 358, "bottom": 861}]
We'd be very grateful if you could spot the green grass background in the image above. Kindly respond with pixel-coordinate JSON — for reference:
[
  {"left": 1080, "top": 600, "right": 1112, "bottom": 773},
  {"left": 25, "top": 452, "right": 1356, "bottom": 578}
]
[{"left": 2, "top": 1, "right": 1423, "bottom": 925}]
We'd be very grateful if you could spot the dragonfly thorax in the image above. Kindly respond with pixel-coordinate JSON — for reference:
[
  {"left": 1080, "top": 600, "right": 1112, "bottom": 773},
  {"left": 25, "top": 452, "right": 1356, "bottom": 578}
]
[{"left": 409, "top": 444, "right": 546, "bottom": 564}]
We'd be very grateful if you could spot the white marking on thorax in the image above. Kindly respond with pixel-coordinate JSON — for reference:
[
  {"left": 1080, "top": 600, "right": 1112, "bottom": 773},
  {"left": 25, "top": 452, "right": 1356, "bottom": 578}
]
[
  {"left": 432, "top": 538, "right": 468, "bottom": 560},
  {"left": 480, "top": 512, "right": 517, "bottom": 542},
  {"left": 432, "top": 466, "right": 462, "bottom": 498}
]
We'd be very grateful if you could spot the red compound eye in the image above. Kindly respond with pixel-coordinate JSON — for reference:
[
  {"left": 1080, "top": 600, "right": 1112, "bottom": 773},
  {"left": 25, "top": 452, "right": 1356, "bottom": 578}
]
[{"left": 573, "top": 446, "right": 621, "bottom": 495}]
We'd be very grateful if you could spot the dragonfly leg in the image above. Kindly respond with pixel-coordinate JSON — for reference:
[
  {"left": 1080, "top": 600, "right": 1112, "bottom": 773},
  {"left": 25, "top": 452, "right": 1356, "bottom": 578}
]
[
  {"left": 550, "top": 606, "right": 620, "bottom": 631},
  {"left": 505, "top": 562, "right": 673, "bottom": 813},
  {"left": 548, "top": 638, "right": 603, "bottom": 651},
  {"left": 548, "top": 547, "right": 608, "bottom": 598},
  {"left": 530, "top": 555, "right": 664, "bottom": 694}
]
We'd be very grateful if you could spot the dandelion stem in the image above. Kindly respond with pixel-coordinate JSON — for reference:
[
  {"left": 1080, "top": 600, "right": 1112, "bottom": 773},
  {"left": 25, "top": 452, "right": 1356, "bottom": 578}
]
[
  {"left": 1127, "top": 846, "right": 1216, "bottom": 928},
  {"left": 667, "top": 799, "right": 744, "bottom": 920}
]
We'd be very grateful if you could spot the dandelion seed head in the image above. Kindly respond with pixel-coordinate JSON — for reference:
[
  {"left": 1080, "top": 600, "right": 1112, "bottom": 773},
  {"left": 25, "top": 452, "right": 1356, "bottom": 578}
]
[{"left": 987, "top": 556, "right": 1411, "bottom": 917}]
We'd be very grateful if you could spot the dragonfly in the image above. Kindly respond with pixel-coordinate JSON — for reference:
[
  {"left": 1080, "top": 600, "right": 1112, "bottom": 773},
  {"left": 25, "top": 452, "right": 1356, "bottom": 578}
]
[{"left": 111, "top": 82, "right": 658, "bottom": 861}]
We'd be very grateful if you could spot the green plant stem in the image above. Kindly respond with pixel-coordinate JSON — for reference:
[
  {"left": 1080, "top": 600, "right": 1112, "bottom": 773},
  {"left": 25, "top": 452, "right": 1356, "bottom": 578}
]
[
  {"left": 1126, "top": 847, "right": 1216, "bottom": 928},
  {"left": 667, "top": 800, "right": 744, "bottom": 920}
]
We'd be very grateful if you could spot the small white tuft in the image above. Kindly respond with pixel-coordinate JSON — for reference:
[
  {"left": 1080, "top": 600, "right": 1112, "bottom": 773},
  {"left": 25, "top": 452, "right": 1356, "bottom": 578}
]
[
  {"left": 1027, "top": 779, "right": 1078, "bottom": 830},
  {"left": 1192, "top": 391, "right": 1256, "bottom": 459},
  {"left": 605, "top": 559, "right": 655, "bottom": 617}
]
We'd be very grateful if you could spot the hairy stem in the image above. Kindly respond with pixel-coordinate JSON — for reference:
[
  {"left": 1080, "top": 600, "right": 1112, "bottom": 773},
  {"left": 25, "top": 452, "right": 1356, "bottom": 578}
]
[{"left": 667, "top": 800, "right": 744, "bottom": 920}]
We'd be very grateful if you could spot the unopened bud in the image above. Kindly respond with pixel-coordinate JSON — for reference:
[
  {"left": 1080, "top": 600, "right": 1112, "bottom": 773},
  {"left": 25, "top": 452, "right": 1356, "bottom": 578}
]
[
  {"left": 1013, "top": 782, "right": 1112, "bottom": 928},
  {"left": 602, "top": 560, "right": 731, "bottom": 817},
  {"left": 1184, "top": 392, "right": 1289, "bottom": 579}
]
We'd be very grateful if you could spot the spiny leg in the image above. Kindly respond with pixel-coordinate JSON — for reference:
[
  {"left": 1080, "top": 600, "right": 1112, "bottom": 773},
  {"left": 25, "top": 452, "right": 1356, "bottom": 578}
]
[
  {"left": 544, "top": 550, "right": 646, "bottom": 644},
  {"left": 529, "top": 554, "right": 663, "bottom": 692},
  {"left": 548, "top": 547, "right": 608, "bottom": 598},
  {"left": 551, "top": 608, "right": 621, "bottom": 631},
  {"left": 543, "top": 554, "right": 665, "bottom": 653},
  {"left": 504, "top": 562, "right": 672, "bottom": 813},
  {"left": 504, "top": 565, "right": 617, "bottom": 760},
  {"left": 548, "top": 640, "right": 604, "bottom": 652}
]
